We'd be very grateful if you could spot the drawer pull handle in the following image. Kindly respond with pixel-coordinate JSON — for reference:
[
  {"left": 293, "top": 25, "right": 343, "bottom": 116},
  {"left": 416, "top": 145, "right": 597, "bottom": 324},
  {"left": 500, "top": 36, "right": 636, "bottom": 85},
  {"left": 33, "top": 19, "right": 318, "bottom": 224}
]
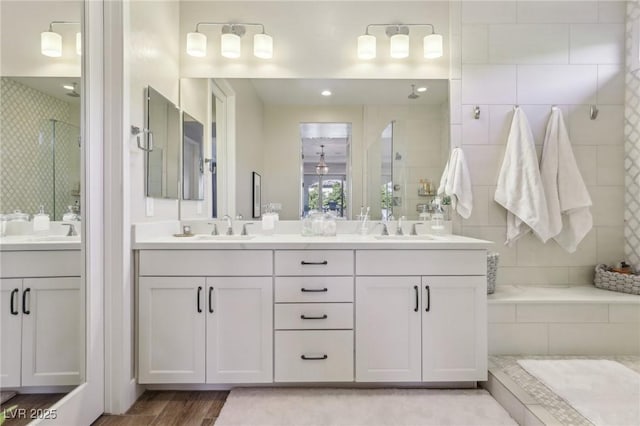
[
  {"left": 300, "top": 314, "right": 328, "bottom": 320},
  {"left": 197, "top": 286, "right": 203, "bottom": 313},
  {"left": 22, "top": 288, "right": 31, "bottom": 315},
  {"left": 301, "top": 288, "right": 328, "bottom": 293},
  {"left": 425, "top": 285, "right": 431, "bottom": 312},
  {"left": 301, "top": 354, "right": 328, "bottom": 360},
  {"left": 208, "top": 286, "right": 214, "bottom": 313},
  {"left": 414, "top": 285, "right": 419, "bottom": 312},
  {"left": 300, "top": 261, "right": 328, "bottom": 265},
  {"left": 10, "top": 288, "right": 19, "bottom": 315}
]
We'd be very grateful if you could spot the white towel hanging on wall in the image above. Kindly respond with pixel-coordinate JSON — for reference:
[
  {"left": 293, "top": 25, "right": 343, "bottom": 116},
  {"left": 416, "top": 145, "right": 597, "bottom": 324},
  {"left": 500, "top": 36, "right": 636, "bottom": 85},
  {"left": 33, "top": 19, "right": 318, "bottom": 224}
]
[
  {"left": 540, "top": 107, "right": 593, "bottom": 253},
  {"left": 438, "top": 147, "right": 473, "bottom": 219},
  {"left": 494, "top": 107, "right": 552, "bottom": 246}
]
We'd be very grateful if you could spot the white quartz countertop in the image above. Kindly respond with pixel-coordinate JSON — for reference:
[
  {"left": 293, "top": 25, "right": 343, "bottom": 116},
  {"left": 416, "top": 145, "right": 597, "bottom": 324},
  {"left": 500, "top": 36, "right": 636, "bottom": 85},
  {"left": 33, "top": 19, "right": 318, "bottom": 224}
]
[
  {"left": 133, "top": 232, "right": 492, "bottom": 250},
  {"left": 0, "top": 235, "right": 81, "bottom": 251}
]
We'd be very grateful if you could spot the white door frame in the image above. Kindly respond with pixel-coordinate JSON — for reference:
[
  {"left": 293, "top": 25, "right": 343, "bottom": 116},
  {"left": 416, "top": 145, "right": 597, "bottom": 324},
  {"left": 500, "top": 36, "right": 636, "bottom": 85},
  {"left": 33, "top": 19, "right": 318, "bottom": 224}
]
[
  {"left": 211, "top": 79, "right": 236, "bottom": 218},
  {"left": 37, "top": 0, "right": 104, "bottom": 423}
]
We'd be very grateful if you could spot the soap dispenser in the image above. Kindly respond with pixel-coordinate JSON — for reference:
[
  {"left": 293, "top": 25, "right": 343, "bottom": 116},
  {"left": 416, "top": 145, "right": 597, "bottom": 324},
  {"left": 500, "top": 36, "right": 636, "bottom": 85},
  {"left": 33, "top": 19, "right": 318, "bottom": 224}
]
[
  {"left": 430, "top": 197, "right": 445, "bottom": 234},
  {"left": 33, "top": 205, "right": 50, "bottom": 232}
]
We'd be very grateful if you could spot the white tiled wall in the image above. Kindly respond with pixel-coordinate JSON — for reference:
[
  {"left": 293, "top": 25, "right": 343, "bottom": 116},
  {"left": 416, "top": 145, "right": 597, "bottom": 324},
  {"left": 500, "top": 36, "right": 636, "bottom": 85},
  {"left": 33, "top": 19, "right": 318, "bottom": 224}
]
[{"left": 452, "top": 1, "right": 627, "bottom": 286}]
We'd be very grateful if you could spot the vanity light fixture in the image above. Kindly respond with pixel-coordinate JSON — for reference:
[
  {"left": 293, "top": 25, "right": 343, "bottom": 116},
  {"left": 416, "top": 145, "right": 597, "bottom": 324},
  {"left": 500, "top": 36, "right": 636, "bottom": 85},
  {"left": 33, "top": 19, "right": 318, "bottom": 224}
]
[
  {"left": 41, "top": 21, "right": 81, "bottom": 57},
  {"left": 357, "top": 23, "right": 443, "bottom": 60},
  {"left": 315, "top": 145, "right": 329, "bottom": 175},
  {"left": 417, "top": 87, "right": 428, "bottom": 93},
  {"left": 321, "top": 90, "right": 332, "bottom": 96},
  {"left": 186, "top": 22, "right": 273, "bottom": 59}
]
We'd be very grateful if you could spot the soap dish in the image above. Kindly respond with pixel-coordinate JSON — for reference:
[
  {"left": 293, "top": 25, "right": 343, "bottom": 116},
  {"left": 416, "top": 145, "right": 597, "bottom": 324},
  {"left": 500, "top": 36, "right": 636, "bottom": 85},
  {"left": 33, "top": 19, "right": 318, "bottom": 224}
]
[{"left": 173, "top": 233, "right": 194, "bottom": 237}]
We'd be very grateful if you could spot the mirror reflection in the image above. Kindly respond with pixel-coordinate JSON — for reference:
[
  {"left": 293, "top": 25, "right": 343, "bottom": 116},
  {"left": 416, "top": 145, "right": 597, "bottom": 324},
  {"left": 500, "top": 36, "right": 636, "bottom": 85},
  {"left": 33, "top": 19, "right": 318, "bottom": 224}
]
[
  {"left": 146, "top": 86, "right": 181, "bottom": 199},
  {"left": 182, "top": 112, "right": 205, "bottom": 200}
]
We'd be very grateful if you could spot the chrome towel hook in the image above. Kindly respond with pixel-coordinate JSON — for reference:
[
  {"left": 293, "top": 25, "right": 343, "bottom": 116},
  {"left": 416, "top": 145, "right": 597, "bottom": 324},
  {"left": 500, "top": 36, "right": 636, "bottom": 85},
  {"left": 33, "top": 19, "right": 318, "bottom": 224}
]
[
  {"left": 131, "top": 125, "right": 154, "bottom": 152},
  {"left": 590, "top": 105, "right": 599, "bottom": 120},
  {"left": 473, "top": 106, "right": 481, "bottom": 119}
]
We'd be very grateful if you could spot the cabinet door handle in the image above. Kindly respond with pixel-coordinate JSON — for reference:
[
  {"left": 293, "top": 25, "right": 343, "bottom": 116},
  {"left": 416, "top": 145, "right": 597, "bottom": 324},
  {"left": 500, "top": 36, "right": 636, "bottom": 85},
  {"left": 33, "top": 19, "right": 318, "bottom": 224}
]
[
  {"left": 414, "top": 285, "right": 419, "bottom": 312},
  {"left": 208, "top": 286, "right": 214, "bottom": 313},
  {"left": 197, "top": 286, "right": 203, "bottom": 313},
  {"left": 301, "top": 354, "right": 328, "bottom": 360},
  {"left": 425, "top": 285, "right": 431, "bottom": 312},
  {"left": 300, "top": 314, "right": 328, "bottom": 320},
  {"left": 301, "top": 288, "right": 328, "bottom": 293},
  {"left": 22, "top": 288, "right": 31, "bottom": 315},
  {"left": 300, "top": 260, "right": 328, "bottom": 265},
  {"left": 10, "top": 289, "right": 19, "bottom": 315}
]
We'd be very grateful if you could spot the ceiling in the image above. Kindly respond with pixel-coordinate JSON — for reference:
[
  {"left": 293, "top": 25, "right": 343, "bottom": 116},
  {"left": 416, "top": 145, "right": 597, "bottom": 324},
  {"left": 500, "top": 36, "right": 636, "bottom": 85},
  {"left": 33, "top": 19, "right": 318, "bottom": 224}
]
[
  {"left": 8, "top": 76, "right": 81, "bottom": 105},
  {"left": 245, "top": 78, "right": 448, "bottom": 106}
]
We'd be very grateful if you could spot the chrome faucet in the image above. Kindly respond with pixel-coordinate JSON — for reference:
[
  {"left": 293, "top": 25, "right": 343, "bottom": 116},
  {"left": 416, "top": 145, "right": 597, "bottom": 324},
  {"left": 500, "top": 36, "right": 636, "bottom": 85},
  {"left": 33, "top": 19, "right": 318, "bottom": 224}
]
[
  {"left": 222, "top": 215, "right": 233, "bottom": 235},
  {"left": 241, "top": 223, "right": 254, "bottom": 236},
  {"left": 395, "top": 216, "right": 405, "bottom": 236},
  {"left": 411, "top": 222, "right": 424, "bottom": 236},
  {"left": 208, "top": 222, "right": 218, "bottom": 236},
  {"left": 378, "top": 222, "right": 389, "bottom": 236},
  {"left": 61, "top": 223, "right": 78, "bottom": 236}
]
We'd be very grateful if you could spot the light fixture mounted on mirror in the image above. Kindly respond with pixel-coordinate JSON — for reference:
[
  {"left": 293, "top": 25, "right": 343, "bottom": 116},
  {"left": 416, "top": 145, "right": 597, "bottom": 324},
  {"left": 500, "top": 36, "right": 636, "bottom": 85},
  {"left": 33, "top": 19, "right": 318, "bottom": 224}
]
[
  {"left": 186, "top": 22, "right": 273, "bottom": 59},
  {"left": 357, "top": 23, "right": 443, "bottom": 60},
  {"left": 315, "top": 145, "right": 329, "bottom": 175},
  {"left": 41, "top": 21, "right": 81, "bottom": 57}
]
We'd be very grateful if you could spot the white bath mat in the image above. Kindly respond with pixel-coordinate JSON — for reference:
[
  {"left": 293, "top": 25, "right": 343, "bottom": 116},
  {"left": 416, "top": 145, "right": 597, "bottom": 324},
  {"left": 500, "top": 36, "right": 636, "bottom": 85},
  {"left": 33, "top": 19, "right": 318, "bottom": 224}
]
[
  {"left": 518, "top": 359, "right": 640, "bottom": 426},
  {"left": 215, "top": 387, "right": 517, "bottom": 426}
]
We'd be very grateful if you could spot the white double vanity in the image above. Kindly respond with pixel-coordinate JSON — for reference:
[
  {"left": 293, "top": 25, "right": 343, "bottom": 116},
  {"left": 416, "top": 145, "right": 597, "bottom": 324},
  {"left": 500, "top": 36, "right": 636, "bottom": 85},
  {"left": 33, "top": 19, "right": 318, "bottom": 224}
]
[
  {"left": 134, "top": 222, "right": 490, "bottom": 387},
  {"left": 0, "top": 237, "right": 83, "bottom": 389}
]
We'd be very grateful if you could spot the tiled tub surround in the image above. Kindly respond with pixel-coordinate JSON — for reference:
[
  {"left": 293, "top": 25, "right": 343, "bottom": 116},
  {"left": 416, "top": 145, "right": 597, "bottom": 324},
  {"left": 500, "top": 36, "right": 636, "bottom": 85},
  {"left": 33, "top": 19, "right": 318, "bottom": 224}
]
[
  {"left": 449, "top": 1, "right": 628, "bottom": 287},
  {"left": 488, "top": 285, "right": 640, "bottom": 355}
]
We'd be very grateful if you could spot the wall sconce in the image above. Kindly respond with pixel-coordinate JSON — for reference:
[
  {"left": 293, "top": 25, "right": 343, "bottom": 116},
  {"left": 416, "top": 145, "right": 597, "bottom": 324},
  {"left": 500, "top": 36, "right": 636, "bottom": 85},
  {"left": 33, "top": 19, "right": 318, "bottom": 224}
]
[
  {"left": 186, "top": 22, "right": 273, "bottom": 59},
  {"left": 357, "top": 23, "right": 443, "bottom": 60},
  {"left": 41, "top": 21, "right": 81, "bottom": 57}
]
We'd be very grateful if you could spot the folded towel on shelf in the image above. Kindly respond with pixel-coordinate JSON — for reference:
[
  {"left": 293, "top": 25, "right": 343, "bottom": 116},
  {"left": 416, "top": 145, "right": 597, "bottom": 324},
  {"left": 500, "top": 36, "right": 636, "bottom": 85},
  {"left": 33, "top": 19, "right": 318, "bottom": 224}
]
[
  {"left": 438, "top": 147, "right": 473, "bottom": 219},
  {"left": 540, "top": 107, "right": 592, "bottom": 253},
  {"left": 494, "top": 107, "right": 552, "bottom": 246}
]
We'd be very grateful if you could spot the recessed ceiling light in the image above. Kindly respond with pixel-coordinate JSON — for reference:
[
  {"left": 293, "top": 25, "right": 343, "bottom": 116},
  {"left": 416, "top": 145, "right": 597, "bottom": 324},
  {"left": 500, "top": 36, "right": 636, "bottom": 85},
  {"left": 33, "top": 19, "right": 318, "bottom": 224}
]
[
  {"left": 63, "top": 84, "right": 75, "bottom": 90},
  {"left": 417, "top": 87, "right": 428, "bottom": 92},
  {"left": 321, "top": 90, "right": 332, "bottom": 96}
]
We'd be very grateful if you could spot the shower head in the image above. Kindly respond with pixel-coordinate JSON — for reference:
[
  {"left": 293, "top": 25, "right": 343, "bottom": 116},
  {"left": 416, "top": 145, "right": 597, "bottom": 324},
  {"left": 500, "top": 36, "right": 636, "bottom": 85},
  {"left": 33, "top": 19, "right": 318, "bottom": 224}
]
[
  {"left": 66, "top": 82, "right": 80, "bottom": 98},
  {"left": 408, "top": 84, "right": 419, "bottom": 100}
]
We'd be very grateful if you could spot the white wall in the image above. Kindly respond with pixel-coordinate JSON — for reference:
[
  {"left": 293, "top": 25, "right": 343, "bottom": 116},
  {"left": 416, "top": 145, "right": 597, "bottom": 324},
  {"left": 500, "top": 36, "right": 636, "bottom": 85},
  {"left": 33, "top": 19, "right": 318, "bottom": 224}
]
[
  {"left": 129, "top": 0, "right": 180, "bottom": 222},
  {"left": 228, "top": 79, "right": 265, "bottom": 219},
  {"left": 450, "top": 1, "right": 627, "bottom": 287},
  {"left": 263, "top": 105, "right": 364, "bottom": 219},
  {"left": 179, "top": 1, "right": 450, "bottom": 80},
  {"left": 0, "top": 1, "right": 82, "bottom": 77}
]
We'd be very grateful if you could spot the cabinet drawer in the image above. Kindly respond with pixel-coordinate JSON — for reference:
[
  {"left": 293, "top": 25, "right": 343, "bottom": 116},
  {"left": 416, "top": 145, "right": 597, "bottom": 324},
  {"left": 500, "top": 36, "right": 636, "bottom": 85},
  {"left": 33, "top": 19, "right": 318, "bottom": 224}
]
[
  {"left": 356, "top": 250, "right": 486, "bottom": 276},
  {"left": 275, "top": 276, "right": 353, "bottom": 303},
  {"left": 0, "top": 250, "right": 81, "bottom": 278},
  {"left": 275, "top": 251, "right": 353, "bottom": 276},
  {"left": 275, "top": 303, "right": 353, "bottom": 330},
  {"left": 139, "top": 250, "right": 273, "bottom": 276},
  {"left": 274, "top": 330, "right": 353, "bottom": 382}
]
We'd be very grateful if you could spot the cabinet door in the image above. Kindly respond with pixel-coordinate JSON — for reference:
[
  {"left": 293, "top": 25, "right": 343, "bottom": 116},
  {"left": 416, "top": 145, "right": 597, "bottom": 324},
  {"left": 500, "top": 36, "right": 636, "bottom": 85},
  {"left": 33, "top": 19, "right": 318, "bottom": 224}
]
[
  {"left": 21, "top": 277, "right": 83, "bottom": 386},
  {"left": 139, "top": 276, "right": 206, "bottom": 384},
  {"left": 1, "top": 279, "right": 22, "bottom": 387},
  {"left": 355, "top": 277, "right": 422, "bottom": 382},
  {"left": 421, "top": 276, "right": 487, "bottom": 381},
  {"left": 206, "top": 277, "right": 272, "bottom": 383}
]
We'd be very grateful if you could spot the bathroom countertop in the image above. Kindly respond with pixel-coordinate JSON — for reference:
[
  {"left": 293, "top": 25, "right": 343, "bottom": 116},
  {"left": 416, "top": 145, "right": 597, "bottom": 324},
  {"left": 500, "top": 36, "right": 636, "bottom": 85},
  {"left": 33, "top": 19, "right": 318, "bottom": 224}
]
[
  {"left": 0, "top": 235, "right": 81, "bottom": 251},
  {"left": 132, "top": 233, "right": 493, "bottom": 250}
]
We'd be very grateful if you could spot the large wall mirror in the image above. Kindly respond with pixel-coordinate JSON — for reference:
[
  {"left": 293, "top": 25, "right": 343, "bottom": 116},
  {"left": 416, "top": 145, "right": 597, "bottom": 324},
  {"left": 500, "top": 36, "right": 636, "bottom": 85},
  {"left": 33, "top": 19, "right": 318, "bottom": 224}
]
[
  {"left": 179, "top": 78, "right": 450, "bottom": 221},
  {"left": 145, "top": 86, "right": 181, "bottom": 199},
  {"left": 0, "top": 0, "right": 85, "bottom": 412}
]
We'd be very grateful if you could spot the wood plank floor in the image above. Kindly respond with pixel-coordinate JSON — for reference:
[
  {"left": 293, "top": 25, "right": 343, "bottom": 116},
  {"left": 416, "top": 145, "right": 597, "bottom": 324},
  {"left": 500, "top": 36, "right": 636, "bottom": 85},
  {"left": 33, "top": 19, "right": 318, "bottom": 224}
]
[
  {"left": 0, "top": 393, "right": 66, "bottom": 426},
  {"left": 93, "top": 391, "right": 229, "bottom": 426}
]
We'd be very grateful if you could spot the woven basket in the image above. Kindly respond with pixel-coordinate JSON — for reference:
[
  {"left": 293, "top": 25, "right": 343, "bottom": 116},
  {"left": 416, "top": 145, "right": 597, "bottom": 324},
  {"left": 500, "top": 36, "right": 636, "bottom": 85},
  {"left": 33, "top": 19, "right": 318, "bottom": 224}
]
[
  {"left": 594, "top": 264, "right": 640, "bottom": 295},
  {"left": 487, "top": 252, "right": 499, "bottom": 294}
]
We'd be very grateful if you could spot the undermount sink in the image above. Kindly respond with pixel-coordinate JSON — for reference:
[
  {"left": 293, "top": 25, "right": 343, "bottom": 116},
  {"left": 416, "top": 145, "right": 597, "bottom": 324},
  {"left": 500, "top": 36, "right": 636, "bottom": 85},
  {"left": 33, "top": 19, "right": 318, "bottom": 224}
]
[
  {"left": 374, "top": 235, "right": 435, "bottom": 240},
  {"left": 193, "top": 234, "right": 255, "bottom": 241}
]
